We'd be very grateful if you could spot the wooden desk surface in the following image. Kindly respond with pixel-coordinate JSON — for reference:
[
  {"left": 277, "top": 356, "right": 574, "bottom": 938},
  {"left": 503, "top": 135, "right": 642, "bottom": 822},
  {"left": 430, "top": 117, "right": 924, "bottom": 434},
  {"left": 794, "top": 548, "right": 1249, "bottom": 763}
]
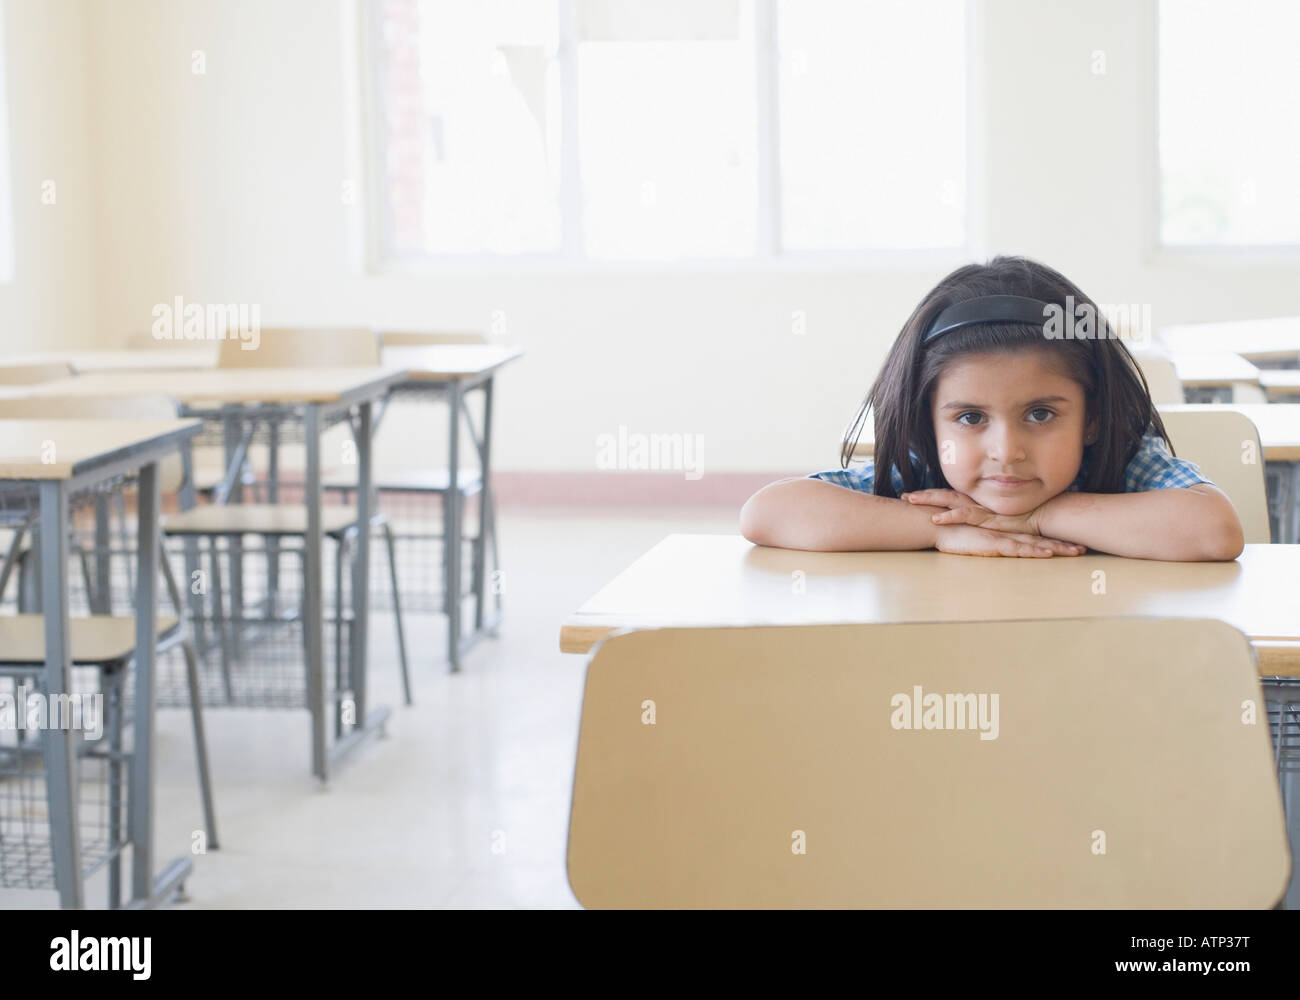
[
  {"left": 559, "top": 534, "right": 1300, "bottom": 675},
  {"left": 18, "top": 367, "right": 406, "bottom": 406},
  {"left": 0, "top": 418, "right": 202, "bottom": 479},
  {"left": 5, "top": 343, "right": 524, "bottom": 382},
  {"left": 7, "top": 347, "right": 219, "bottom": 372},
  {"left": 1159, "top": 318, "right": 1300, "bottom": 362},
  {"left": 1170, "top": 351, "right": 1261, "bottom": 386},
  {"left": 1259, "top": 370, "right": 1300, "bottom": 396},
  {"left": 846, "top": 403, "right": 1300, "bottom": 462},
  {"left": 380, "top": 344, "right": 524, "bottom": 381}
]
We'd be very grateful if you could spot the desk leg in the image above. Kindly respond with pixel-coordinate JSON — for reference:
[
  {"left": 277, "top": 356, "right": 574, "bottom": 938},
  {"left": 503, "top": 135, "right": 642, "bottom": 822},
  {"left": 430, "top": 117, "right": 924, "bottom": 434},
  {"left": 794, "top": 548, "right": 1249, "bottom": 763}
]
[
  {"left": 446, "top": 381, "right": 463, "bottom": 673},
  {"left": 39, "top": 480, "right": 83, "bottom": 909},
  {"left": 304, "top": 405, "right": 327, "bottom": 780},
  {"left": 93, "top": 495, "right": 112, "bottom": 614},
  {"left": 131, "top": 462, "right": 159, "bottom": 902},
  {"left": 351, "top": 401, "right": 372, "bottom": 725},
  {"left": 473, "top": 379, "right": 492, "bottom": 633}
]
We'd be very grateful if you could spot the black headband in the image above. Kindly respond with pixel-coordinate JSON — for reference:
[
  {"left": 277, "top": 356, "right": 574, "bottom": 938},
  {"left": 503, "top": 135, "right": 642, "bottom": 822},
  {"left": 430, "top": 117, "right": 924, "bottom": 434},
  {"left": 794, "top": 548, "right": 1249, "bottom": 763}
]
[{"left": 922, "top": 294, "right": 1053, "bottom": 345}]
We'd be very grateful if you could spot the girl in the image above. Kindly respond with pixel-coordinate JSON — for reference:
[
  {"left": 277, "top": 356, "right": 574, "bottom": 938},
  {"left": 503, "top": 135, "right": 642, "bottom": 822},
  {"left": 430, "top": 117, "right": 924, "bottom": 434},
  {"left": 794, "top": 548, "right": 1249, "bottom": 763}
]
[{"left": 740, "top": 256, "right": 1244, "bottom": 561}]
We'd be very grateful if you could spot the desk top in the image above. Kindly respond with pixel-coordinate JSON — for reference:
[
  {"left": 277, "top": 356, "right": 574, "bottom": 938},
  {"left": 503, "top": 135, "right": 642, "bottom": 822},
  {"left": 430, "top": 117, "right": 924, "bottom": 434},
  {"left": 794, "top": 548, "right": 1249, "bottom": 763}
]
[
  {"left": 8, "top": 347, "right": 219, "bottom": 372},
  {"left": 5, "top": 343, "right": 524, "bottom": 382},
  {"left": 559, "top": 534, "right": 1300, "bottom": 674},
  {"left": 0, "top": 418, "right": 202, "bottom": 479},
  {"left": 1159, "top": 318, "right": 1300, "bottom": 362},
  {"left": 847, "top": 403, "right": 1300, "bottom": 462},
  {"left": 1170, "top": 351, "right": 1261, "bottom": 386},
  {"left": 380, "top": 344, "right": 524, "bottom": 381},
  {"left": 19, "top": 367, "right": 406, "bottom": 406},
  {"left": 1259, "top": 370, "right": 1300, "bottom": 395}
]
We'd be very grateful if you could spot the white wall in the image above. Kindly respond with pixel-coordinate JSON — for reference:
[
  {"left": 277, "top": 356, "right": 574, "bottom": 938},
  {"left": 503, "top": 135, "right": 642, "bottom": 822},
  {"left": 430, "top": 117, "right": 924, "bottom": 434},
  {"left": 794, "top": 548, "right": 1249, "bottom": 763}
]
[
  {"left": 0, "top": 0, "right": 98, "bottom": 353},
  {"left": 50, "top": 0, "right": 1300, "bottom": 472}
]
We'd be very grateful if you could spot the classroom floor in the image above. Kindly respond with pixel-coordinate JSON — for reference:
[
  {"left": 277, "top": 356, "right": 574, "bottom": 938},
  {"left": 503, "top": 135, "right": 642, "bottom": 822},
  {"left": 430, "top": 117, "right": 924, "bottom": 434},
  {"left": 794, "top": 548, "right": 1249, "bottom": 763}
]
[{"left": 0, "top": 505, "right": 741, "bottom": 909}]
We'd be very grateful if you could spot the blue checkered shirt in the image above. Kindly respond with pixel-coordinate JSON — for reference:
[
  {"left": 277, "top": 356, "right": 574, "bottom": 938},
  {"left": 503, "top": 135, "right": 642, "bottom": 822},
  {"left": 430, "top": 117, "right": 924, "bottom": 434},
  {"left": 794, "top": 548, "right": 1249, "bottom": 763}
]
[{"left": 811, "top": 427, "right": 1212, "bottom": 494}]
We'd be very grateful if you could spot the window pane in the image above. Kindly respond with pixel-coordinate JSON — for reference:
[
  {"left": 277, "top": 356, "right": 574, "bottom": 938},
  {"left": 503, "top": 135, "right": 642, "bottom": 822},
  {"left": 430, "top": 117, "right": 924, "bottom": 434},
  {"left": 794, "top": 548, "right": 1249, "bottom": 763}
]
[
  {"left": 777, "top": 0, "right": 965, "bottom": 251},
  {"left": 376, "top": 0, "right": 562, "bottom": 256},
  {"left": 1159, "top": 0, "right": 1300, "bottom": 246},
  {"left": 577, "top": 0, "right": 758, "bottom": 260}
]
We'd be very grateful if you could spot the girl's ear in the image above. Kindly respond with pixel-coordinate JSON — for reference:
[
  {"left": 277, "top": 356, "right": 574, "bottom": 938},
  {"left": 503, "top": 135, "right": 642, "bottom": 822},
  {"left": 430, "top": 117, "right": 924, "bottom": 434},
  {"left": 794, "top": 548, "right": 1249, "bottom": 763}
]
[{"left": 1083, "top": 415, "right": 1099, "bottom": 446}]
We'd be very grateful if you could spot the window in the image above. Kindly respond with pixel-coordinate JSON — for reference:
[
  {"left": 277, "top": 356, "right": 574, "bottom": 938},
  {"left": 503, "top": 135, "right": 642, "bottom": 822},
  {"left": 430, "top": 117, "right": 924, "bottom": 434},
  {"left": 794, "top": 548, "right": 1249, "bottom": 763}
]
[
  {"left": 366, "top": 0, "right": 969, "bottom": 262},
  {"left": 1158, "top": 0, "right": 1300, "bottom": 247}
]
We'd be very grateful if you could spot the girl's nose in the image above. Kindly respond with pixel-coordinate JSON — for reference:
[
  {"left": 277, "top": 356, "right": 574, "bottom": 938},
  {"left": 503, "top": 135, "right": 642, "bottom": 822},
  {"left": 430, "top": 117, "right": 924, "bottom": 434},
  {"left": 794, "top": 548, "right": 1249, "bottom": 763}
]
[{"left": 987, "top": 427, "right": 1027, "bottom": 464}]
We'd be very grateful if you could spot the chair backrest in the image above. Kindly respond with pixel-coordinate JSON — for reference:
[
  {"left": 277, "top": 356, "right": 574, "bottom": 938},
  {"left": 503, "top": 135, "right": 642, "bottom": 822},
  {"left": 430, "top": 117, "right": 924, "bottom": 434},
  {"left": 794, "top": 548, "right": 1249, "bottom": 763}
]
[
  {"left": 1157, "top": 407, "right": 1272, "bottom": 543},
  {"left": 0, "top": 362, "right": 74, "bottom": 385},
  {"left": 0, "top": 395, "right": 186, "bottom": 493},
  {"left": 217, "top": 327, "right": 379, "bottom": 368},
  {"left": 379, "top": 330, "right": 488, "bottom": 347},
  {"left": 1133, "top": 354, "right": 1184, "bottom": 405},
  {"left": 567, "top": 619, "right": 1290, "bottom": 908}
]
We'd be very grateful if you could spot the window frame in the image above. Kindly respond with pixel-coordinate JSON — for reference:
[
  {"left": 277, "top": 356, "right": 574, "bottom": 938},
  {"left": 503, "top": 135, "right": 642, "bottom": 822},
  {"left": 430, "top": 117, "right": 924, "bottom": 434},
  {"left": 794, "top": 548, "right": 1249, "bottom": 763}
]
[{"left": 357, "top": 0, "right": 982, "bottom": 272}]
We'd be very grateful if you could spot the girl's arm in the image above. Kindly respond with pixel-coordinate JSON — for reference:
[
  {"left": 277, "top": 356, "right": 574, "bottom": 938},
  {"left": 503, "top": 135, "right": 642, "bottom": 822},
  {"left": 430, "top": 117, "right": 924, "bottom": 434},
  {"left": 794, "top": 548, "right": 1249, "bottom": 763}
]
[
  {"left": 1035, "top": 484, "right": 1245, "bottom": 561},
  {"left": 740, "top": 477, "right": 943, "bottom": 550}
]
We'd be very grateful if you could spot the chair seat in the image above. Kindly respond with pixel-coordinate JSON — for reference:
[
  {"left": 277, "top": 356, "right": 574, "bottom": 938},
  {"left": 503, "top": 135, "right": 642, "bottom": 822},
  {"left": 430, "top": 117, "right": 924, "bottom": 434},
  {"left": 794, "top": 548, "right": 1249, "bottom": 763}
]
[
  {"left": 163, "top": 503, "right": 359, "bottom": 537},
  {"left": 0, "top": 614, "right": 180, "bottom": 666},
  {"left": 323, "top": 468, "right": 483, "bottom": 495}
]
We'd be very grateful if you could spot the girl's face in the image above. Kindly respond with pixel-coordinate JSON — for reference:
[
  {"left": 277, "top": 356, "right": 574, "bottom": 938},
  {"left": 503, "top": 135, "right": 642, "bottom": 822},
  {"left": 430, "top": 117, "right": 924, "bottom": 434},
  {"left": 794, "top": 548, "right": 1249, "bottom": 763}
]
[{"left": 929, "top": 349, "right": 1097, "bottom": 515}]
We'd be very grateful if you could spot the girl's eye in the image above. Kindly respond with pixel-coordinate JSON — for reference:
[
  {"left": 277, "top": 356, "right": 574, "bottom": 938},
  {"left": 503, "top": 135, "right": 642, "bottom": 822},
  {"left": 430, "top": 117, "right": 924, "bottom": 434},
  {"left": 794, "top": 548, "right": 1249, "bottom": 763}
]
[
  {"left": 1027, "top": 408, "right": 1055, "bottom": 423},
  {"left": 956, "top": 412, "right": 983, "bottom": 427}
]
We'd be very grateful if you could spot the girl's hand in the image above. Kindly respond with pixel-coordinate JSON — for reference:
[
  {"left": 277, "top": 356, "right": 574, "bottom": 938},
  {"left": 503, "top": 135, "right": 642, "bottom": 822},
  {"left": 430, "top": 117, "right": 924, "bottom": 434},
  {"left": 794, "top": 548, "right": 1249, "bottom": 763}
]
[
  {"left": 903, "top": 488, "right": 1044, "bottom": 536},
  {"left": 933, "top": 523, "right": 1084, "bottom": 558}
]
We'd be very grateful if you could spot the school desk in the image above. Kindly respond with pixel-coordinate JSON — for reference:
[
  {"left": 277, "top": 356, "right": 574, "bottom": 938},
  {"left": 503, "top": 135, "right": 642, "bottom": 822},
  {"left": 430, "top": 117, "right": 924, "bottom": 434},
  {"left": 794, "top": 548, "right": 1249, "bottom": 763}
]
[
  {"left": 373, "top": 345, "right": 524, "bottom": 671},
  {"left": 4, "top": 347, "right": 219, "bottom": 373},
  {"left": 18, "top": 367, "right": 407, "bottom": 780},
  {"left": 1169, "top": 351, "right": 1265, "bottom": 403},
  {"left": 1158, "top": 317, "right": 1300, "bottom": 367},
  {"left": 0, "top": 417, "right": 202, "bottom": 908},
  {"left": 1260, "top": 370, "right": 1300, "bottom": 401},
  {"left": 561, "top": 536, "right": 1300, "bottom": 906},
  {"left": 8, "top": 344, "right": 525, "bottom": 672},
  {"left": 558, "top": 534, "right": 1300, "bottom": 677}
]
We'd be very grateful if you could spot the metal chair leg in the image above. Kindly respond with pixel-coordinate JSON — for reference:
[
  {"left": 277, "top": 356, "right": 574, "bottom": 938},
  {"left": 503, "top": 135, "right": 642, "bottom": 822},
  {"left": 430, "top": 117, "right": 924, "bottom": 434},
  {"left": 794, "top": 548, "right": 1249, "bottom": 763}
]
[
  {"left": 106, "top": 667, "right": 123, "bottom": 909},
  {"left": 207, "top": 537, "right": 234, "bottom": 704},
  {"left": 181, "top": 639, "right": 219, "bottom": 849},
  {"left": 381, "top": 520, "right": 412, "bottom": 706}
]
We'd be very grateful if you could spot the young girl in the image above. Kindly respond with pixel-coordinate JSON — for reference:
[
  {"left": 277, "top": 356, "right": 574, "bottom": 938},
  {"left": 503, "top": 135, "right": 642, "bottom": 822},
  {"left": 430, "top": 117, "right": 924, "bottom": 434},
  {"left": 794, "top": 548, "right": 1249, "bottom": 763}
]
[{"left": 740, "top": 256, "right": 1245, "bottom": 561}]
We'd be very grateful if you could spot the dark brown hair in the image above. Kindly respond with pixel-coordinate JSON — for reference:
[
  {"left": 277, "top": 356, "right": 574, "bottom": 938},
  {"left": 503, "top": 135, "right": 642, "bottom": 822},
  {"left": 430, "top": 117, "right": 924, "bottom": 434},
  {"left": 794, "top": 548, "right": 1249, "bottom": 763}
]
[{"left": 841, "top": 255, "right": 1171, "bottom": 497}]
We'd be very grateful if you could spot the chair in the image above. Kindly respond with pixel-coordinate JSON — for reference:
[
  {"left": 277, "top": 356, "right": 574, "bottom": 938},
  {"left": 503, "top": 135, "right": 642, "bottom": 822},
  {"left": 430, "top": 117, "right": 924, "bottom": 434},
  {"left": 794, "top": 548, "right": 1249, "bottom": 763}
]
[
  {"left": 1157, "top": 407, "right": 1273, "bottom": 543},
  {"left": 166, "top": 327, "right": 411, "bottom": 705},
  {"left": 0, "top": 395, "right": 219, "bottom": 858},
  {"left": 1132, "top": 352, "right": 1184, "bottom": 405},
  {"left": 567, "top": 619, "right": 1291, "bottom": 908}
]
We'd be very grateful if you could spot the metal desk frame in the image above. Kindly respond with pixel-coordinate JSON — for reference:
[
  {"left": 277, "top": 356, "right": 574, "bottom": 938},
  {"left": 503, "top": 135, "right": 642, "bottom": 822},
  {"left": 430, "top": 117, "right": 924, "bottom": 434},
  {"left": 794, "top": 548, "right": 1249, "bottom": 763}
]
[
  {"left": 18, "top": 422, "right": 202, "bottom": 908},
  {"left": 178, "top": 376, "right": 398, "bottom": 781}
]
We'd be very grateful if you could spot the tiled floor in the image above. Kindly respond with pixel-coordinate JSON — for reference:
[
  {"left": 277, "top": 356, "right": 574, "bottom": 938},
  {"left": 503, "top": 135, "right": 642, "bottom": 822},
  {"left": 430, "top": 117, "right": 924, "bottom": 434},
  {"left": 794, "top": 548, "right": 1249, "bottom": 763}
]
[{"left": 0, "top": 505, "right": 741, "bottom": 909}]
